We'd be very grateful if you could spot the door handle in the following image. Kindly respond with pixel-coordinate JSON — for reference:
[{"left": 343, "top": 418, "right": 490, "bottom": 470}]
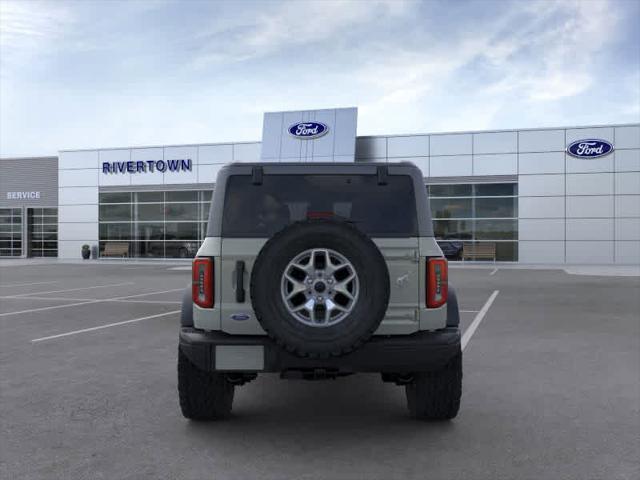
[{"left": 235, "top": 261, "right": 245, "bottom": 303}]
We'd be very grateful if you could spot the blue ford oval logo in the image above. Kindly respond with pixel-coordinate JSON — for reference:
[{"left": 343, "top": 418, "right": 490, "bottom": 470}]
[
  {"left": 230, "top": 313, "right": 250, "bottom": 321},
  {"left": 288, "top": 122, "right": 329, "bottom": 139},
  {"left": 567, "top": 139, "right": 613, "bottom": 159}
]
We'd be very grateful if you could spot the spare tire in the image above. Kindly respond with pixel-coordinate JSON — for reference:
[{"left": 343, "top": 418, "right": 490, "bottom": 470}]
[{"left": 250, "top": 219, "right": 389, "bottom": 358}]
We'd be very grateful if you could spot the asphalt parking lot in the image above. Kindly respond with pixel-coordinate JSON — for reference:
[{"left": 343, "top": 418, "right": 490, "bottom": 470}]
[{"left": 0, "top": 261, "right": 638, "bottom": 480}]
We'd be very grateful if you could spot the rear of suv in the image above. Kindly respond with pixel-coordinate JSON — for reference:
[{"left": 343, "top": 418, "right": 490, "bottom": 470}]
[{"left": 179, "top": 162, "right": 462, "bottom": 420}]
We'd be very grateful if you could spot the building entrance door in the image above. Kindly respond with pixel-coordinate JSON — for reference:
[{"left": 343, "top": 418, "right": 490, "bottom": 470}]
[
  {"left": 0, "top": 208, "right": 24, "bottom": 257},
  {"left": 26, "top": 208, "right": 58, "bottom": 257}
]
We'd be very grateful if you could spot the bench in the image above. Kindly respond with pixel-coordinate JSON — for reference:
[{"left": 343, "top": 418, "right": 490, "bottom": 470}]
[
  {"left": 102, "top": 242, "right": 129, "bottom": 258},
  {"left": 462, "top": 242, "right": 496, "bottom": 262}
]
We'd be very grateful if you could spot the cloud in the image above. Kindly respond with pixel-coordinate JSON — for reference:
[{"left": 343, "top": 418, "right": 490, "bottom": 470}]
[
  {"left": 0, "top": 0, "right": 73, "bottom": 67},
  {"left": 481, "top": 0, "right": 619, "bottom": 102},
  {"left": 0, "top": 0, "right": 637, "bottom": 156},
  {"left": 356, "top": 0, "right": 623, "bottom": 133},
  {"left": 190, "top": 0, "right": 409, "bottom": 67}
]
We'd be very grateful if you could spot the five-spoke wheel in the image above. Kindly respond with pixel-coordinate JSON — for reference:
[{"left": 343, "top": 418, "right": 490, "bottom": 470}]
[{"left": 281, "top": 248, "right": 359, "bottom": 327}]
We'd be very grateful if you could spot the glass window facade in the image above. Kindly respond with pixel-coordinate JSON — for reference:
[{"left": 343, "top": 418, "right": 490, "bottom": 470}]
[
  {"left": 27, "top": 208, "right": 58, "bottom": 257},
  {"left": 0, "top": 208, "right": 23, "bottom": 257},
  {"left": 98, "top": 190, "right": 211, "bottom": 258},
  {"left": 428, "top": 183, "right": 518, "bottom": 261}
]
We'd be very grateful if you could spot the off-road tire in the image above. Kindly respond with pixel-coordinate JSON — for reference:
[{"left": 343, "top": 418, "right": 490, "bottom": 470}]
[
  {"left": 251, "top": 219, "right": 390, "bottom": 359},
  {"left": 405, "top": 351, "right": 462, "bottom": 420},
  {"left": 178, "top": 349, "right": 234, "bottom": 420}
]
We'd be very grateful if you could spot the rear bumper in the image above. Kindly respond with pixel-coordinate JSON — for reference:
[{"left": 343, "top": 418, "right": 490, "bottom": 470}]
[{"left": 179, "top": 327, "right": 461, "bottom": 374}]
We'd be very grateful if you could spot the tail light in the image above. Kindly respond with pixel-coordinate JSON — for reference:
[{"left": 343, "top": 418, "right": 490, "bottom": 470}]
[
  {"left": 426, "top": 258, "right": 448, "bottom": 308},
  {"left": 192, "top": 257, "right": 214, "bottom": 308}
]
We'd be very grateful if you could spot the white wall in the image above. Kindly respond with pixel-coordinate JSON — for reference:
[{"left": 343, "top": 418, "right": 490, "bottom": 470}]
[
  {"left": 57, "top": 142, "right": 260, "bottom": 258},
  {"left": 58, "top": 149, "right": 99, "bottom": 259},
  {"left": 517, "top": 126, "right": 638, "bottom": 264},
  {"left": 354, "top": 124, "right": 640, "bottom": 264},
  {"left": 57, "top": 122, "right": 640, "bottom": 264}
]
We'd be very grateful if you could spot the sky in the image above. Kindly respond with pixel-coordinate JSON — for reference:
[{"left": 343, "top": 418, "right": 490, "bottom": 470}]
[{"left": 0, "top": 0, "right": 639, "bottom": 157}]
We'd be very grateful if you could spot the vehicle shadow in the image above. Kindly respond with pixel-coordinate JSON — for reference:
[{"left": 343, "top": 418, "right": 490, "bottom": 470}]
[{"left": 183, "top": 373, "right": 459, "bottom": 444}]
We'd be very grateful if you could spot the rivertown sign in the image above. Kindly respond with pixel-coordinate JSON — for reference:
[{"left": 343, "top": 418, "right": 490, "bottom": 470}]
[{"left": 102, "top": 159, "right": 192, "bottom": 174}]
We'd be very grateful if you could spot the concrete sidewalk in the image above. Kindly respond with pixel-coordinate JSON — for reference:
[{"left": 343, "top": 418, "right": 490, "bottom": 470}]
[{"left": 449, "top": 262, "right": 640, "bottom": 276}]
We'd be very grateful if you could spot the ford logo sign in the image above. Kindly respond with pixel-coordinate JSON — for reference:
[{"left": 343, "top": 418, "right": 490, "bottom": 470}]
[
  {"left": 567, "top": 139, "right": 613, "bottom": 159},
  {"left": 230, "top": 313, "right": 250, "bottom": 321},
  {"left": 288, "top": 122, "right": 329, "bottom": 139}
]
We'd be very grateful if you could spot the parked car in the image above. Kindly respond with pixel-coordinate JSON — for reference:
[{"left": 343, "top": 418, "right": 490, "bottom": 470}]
[
  {"left": 438, "top": 240, "right": 463, "bottom": 260},
  {"left": 179, "top": 162, "right": 462, "bottom": 420}
]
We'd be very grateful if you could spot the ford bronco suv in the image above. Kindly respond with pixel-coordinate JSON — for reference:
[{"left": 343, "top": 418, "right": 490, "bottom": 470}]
[{"left": 179, "top": 162, "right": 462, "bottom": 420}]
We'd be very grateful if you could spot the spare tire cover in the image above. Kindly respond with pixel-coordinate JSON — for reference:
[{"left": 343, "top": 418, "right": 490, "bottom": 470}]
[{"left": 250, "top": 219, "right": 390, "bottom": 358}]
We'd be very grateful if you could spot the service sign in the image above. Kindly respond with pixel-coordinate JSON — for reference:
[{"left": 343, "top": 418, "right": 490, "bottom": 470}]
[
  {"left": 566, "top": 139, "right": 613, "bottom": 159},
  {"left": 288, "top": 122, "right": 329, "bottom": 139},
  {"left": 6, "top": 191, "right": 40, "bottom": 200}
]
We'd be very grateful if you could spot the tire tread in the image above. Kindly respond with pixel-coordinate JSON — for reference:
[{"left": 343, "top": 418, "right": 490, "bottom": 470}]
[
  {"left": 406, "top": 351, "right": 462, "bottom": 420},
  {"left": 178, "top": 349, "right": 234, "bottom": 420}
]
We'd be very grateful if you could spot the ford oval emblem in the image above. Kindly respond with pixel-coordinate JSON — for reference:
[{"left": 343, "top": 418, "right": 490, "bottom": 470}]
[
  {"left": 567, "top": 139, "right": 614, "bottom": 159},
  {"left": 230, "top": 313, "right": 250, "bottom": 321},
  {"left": 288, "top": 122, "right": 329, "bottom": 139}
]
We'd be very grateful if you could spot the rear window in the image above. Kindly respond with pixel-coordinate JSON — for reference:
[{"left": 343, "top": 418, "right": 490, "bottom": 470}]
[{"left": 222, "top": 174, "right": 418, "bottom": 237}]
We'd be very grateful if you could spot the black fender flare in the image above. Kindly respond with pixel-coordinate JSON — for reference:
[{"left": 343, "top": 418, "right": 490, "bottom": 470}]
[
  {"left": 180, "top": 285, "right": 193, "bottom": 327},
  {"left": 446, "top": 285, "right": 460, "bottom": 327}
]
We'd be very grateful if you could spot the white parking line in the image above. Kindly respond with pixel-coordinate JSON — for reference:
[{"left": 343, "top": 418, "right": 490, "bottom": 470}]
[
  {"left": 0, "top": 296, "right": 74, "bottom": 302},
  {"left": 0, "top": 295, "right": 180, "bottom": 304},
  {"left": 116, "top": 288, "right": 184, "bottom": 299},
  {"left": 10, "top": 282, "right": 135, "bottom": 298},
  {"left": 461, "top": 290, "right": 499, "bottom": 351},
  {"left": 489, "top": 268, "right": 498, "bottom": 276},
  {"left": 116, "top": 299, "right": 182, "bottom": 304},
  {"left": 0, "top": 299, "right": 103, "bottom": 317},
  {"left": 21, "top": 289, "right": 498, "bottom": 344},
  {"left": 0, "top": 281, "right": 58, "bottom": 288},
  {"left": 31, "top": 310, "right": 181, "bottom": 343},
  {"left": 0, "top": 288, "right": 184, "bottom": 317}
]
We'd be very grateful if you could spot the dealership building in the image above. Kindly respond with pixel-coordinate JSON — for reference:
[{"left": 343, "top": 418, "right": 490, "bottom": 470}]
[{"left": 1, "top": 107, "right": 639, "bottom": 264}]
